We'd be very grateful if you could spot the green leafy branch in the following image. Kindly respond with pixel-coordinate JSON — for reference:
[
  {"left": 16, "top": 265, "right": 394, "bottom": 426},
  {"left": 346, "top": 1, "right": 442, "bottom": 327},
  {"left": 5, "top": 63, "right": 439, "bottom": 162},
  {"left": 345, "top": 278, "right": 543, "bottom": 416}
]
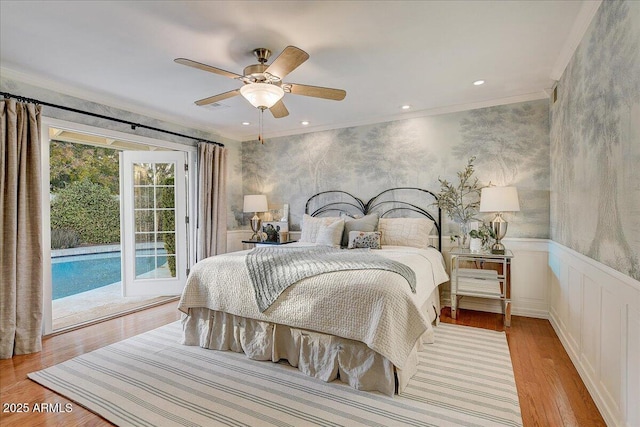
[
  {"left": 435, "top": 156, "right": 488, "bottom": 224},
  {"left": 469, "top": 223, "right": 496, "bottom": 245}
]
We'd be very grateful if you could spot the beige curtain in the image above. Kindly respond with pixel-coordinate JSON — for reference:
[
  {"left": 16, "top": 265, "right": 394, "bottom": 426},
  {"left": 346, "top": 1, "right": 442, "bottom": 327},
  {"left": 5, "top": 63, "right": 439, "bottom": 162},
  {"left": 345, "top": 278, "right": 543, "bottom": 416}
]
[
  {"left": 197, "top": 142, "right": 227, "bottom": 260},
  {"left": 0, "top": 99, "right": 43, "bottom": 359}
]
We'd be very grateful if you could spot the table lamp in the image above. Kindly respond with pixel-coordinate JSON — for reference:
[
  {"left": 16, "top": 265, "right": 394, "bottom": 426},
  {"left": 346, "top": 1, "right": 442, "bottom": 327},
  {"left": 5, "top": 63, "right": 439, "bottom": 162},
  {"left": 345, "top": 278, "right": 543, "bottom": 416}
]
[
  {"left": 243, "top": 195, "right": 268, "bottom": 241},
  {"left": 479, "top": 186, "right": 520, "bottom": 254}
]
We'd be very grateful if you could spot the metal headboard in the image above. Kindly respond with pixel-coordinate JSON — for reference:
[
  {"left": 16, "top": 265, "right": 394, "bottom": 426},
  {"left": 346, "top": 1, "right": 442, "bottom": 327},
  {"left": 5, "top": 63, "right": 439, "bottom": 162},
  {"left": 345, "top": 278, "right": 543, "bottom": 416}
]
[{"left": 305, "top": 187, "right": 442, "bottom": 251}]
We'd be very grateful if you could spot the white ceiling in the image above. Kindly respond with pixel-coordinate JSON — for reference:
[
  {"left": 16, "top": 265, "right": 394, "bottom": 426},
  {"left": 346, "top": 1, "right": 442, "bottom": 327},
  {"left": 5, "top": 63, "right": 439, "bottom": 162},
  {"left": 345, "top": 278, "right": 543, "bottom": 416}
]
[{"left": 0, "top": 1, "right": 599, "bottom": 142}]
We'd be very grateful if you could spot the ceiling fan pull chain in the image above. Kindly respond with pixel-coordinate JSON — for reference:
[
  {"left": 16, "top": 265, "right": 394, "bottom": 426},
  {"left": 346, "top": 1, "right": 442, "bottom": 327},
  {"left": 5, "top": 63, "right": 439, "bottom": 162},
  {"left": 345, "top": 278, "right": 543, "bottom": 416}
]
[{"left": 258, "top": 107, "right": 264, "bottom": 144}]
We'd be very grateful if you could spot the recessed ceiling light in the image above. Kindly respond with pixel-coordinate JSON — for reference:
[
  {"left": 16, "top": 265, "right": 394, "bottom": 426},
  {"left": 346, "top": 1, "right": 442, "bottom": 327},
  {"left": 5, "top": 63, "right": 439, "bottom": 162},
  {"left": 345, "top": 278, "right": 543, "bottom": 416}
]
[
  {"left": 401, "top": 105, "right": 411, "bottom": 110},
  {"left": 473, "top": 80, "right": 485, "bottom": 86},
  {"left": 301, "top": 121, "right": 310, "bottom": 125},
  {"left": 242, "top": 121, "right": 251, "bottom": 126}
]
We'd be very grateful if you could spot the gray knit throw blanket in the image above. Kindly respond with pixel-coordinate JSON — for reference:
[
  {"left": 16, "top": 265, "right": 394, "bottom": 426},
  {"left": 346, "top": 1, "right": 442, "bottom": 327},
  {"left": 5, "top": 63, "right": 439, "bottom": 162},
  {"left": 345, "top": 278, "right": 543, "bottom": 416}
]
[{"left": 245, "top": 246, "right": 416, "bottom": 312}]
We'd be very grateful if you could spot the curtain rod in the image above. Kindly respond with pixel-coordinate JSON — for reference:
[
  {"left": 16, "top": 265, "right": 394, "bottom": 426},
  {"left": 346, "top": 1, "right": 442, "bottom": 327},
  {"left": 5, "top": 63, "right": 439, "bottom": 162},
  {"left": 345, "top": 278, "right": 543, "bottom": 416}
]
[{"left": 1, "top": 91, "right": 224, "bottom": 147}]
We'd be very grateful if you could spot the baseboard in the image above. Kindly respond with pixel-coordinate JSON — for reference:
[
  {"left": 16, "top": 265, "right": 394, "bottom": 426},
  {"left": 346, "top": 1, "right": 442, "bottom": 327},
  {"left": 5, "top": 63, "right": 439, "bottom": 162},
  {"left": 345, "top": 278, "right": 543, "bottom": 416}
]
[
  {"left": 548, "top": 311, "right": 617, "bottom": 427},
  {"left": 511, "top": 306, "right": 548, "bottom": 319},
  {"left": 442, "top": 297, "right": 548, "bottom": 320}
]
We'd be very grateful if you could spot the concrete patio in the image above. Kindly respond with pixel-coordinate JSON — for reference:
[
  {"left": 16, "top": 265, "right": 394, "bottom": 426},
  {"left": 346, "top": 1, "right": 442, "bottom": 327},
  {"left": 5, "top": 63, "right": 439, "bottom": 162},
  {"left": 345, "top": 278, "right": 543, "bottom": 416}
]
[{"left": 52, "top": 282, "right": 176, "bottom": 330}]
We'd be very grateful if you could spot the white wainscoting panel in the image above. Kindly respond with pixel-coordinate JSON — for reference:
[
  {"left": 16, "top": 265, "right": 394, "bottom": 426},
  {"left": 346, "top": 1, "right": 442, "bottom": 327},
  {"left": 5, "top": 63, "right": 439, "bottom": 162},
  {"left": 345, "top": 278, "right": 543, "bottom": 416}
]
[
  {"left": 581, "top": 274, "right": 601, "bottom": 381},
  {"left": 510, "top": 241, "right": 550, "bottom": 318},
  {"left": 567, "top": 265, "right": 583, "bottom": 354},
  {"left": 549, "top": 241, "right": 640, "bottom": 427},
  {"left": 600, "top": 286, "right": 623, "bottom": 416},
  {"left": 628, "top": 306, "right": 640, "bottom": 427}
]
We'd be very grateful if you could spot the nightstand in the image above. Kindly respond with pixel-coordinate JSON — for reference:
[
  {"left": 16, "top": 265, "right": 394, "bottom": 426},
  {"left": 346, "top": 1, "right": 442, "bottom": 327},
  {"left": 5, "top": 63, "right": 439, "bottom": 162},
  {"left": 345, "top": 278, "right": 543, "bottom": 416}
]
[
  {"left": 450, "top": 248, "right": 514, "bottom": 327},
  {"left": 242, "top": 240, "right": 297, "bottom": 249}
]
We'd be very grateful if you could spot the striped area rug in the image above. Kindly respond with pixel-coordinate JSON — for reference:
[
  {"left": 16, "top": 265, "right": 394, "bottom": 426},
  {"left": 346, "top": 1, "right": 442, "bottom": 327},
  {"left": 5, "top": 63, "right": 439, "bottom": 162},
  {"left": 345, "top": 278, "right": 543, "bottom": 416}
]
[{"left": 29, "top": 321, "right": 522, "bottom": 427}]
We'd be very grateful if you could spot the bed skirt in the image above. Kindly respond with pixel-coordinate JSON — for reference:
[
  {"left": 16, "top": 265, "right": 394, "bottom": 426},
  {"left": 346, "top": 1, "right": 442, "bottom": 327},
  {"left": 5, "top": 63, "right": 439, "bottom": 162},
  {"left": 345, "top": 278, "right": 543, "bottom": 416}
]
[{"left": 181, "top": 288, "right": 441, "bottom": 396}]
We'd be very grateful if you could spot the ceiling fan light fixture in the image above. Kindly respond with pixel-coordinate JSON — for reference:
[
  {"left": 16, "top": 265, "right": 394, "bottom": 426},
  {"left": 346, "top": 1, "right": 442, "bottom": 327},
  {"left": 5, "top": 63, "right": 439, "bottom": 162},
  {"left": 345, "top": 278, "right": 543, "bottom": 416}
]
[{"left": 240, "top": 83, "right": 285, "bottom": 109}]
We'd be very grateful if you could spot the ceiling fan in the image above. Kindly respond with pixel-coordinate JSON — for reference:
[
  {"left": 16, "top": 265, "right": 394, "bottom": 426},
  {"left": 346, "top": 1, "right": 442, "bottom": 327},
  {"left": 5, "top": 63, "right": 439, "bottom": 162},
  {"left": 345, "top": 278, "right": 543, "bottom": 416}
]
[{"left": 174, "top": 46, "right": 346, "bottom": 120}]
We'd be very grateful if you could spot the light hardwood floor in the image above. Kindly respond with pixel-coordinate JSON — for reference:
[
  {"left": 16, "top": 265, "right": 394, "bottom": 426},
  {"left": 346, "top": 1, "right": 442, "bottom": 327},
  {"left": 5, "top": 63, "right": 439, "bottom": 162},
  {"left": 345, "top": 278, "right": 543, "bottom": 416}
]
[{"left": 0, "top": 302, "right": 605, "bottom": 426}]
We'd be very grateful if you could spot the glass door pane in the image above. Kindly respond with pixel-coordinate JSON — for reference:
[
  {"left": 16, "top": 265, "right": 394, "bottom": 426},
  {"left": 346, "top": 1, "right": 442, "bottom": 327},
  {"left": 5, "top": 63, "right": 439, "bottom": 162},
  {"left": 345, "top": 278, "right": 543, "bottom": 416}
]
[
  {"left": 133, "top": 162, "right": 175, "bottom": 279},
  {"left": 122, "top": 152, "right": 187, "bottom": 296}
]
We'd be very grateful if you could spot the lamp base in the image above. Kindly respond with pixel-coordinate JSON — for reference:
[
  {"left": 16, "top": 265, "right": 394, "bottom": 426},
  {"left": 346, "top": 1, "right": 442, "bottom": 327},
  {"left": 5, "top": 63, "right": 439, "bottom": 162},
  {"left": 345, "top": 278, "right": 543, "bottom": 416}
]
[
  {"left": 490, "top": 213, "right": 508, "bottom": 254},
  {"left": 491, "top": 241, "right": 506, "bottom": 255},
  {"left": 250, "top": 215, "right": 262, "bottom": 242}
]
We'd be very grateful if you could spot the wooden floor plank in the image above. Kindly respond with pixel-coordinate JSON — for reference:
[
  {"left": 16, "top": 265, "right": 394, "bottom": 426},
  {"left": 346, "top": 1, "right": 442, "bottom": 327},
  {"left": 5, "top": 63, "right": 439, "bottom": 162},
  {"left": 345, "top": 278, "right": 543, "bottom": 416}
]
[{"left": 1, "top": 304, "right": 605, "bottom": 426}]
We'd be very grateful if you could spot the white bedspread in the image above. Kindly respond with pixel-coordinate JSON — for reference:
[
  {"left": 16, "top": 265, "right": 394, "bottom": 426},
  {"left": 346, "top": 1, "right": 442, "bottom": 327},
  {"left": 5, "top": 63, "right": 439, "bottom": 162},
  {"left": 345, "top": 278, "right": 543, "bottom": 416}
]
[{"left": 178, "top": 244, "right": 449, "bottom": 368}]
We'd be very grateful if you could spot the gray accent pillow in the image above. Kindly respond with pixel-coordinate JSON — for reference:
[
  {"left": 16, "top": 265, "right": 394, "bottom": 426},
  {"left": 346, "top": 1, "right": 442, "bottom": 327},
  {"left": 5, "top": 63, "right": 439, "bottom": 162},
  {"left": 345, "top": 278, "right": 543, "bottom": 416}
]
[{"left": 341, "top": 213, "right": 379, "bottom": 247}]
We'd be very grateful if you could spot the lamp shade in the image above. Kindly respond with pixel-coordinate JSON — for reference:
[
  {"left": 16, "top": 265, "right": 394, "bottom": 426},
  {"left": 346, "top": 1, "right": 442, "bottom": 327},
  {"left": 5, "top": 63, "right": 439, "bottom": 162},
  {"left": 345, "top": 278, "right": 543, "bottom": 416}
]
[
  {"left": 479, "top": 187, "right": 520, "bottom": 212},
  {"left": 240, "top": 83, "right": 285, "bottom": 109},
  {"left": 243, "top": 195, "right": 268, "bottom": 213}
]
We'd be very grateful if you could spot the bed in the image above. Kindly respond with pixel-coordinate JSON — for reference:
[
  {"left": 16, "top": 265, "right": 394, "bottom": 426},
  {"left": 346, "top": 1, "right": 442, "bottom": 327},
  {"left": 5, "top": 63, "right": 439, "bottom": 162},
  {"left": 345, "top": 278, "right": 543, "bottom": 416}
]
[{"left": 178, "top": 187, "right": 449, "bottom": 396}]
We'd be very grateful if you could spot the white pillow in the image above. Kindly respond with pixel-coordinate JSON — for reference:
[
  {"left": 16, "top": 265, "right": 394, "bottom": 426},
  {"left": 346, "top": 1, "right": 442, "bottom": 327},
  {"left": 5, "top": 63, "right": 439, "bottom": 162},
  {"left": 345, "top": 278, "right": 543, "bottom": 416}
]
[
  {"left": 299, "top": 214, "right": 342, "bottom": 243},
  {"left": 378, "top": 217, "right": 435, "bottom": 248},
  {"left": 315, "top": 219, "right": 345, "bottom": 248}
]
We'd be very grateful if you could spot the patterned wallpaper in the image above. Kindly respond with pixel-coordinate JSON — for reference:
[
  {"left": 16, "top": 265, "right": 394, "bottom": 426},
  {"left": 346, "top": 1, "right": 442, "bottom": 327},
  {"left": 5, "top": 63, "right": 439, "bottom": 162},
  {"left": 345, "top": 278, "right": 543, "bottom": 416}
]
[
  {"left": 550, "top": 0, "right": 640, "bottom": 280},
  {"left": 238, "top": 99, "right": 550, "bottom": 239}
]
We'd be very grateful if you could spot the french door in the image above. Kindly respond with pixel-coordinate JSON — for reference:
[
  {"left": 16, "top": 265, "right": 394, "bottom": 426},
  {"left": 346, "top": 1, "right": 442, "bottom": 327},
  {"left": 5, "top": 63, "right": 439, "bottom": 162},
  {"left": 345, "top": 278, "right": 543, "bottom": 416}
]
[{"left": 121, "top": 151, "right": 188, "bottom": 296}]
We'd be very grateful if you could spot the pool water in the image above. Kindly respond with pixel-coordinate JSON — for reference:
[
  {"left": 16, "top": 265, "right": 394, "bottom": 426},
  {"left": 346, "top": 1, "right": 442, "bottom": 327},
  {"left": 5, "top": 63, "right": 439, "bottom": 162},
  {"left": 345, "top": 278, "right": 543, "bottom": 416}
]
[{"left": 52, "top": 250, "right": 167, "bottom": 300}]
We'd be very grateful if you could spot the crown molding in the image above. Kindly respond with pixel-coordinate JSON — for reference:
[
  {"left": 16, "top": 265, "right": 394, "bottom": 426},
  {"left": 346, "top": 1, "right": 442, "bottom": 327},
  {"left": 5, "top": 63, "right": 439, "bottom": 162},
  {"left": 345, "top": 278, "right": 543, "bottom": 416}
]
[{"left": 550, "top": 0, "right": 602, "bottom": 81}]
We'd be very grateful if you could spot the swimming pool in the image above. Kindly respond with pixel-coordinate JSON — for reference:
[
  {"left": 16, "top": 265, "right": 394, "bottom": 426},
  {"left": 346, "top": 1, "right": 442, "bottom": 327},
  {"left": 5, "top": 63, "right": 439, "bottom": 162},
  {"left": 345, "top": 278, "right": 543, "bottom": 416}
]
[{"left": 51, "top": 249, "right": 167, "bottom": 300}]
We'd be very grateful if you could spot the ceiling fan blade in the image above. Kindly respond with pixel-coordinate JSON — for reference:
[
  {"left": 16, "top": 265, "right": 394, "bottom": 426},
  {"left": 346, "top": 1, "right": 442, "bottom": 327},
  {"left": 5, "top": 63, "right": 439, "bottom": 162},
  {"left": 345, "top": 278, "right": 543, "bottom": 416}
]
[
  {"left": 265, "top": 46, "right": 309, "bottom": 80},
  {"left": 270, "top": 100, "right": 289, "bottom": 118},
  {"left": 174, "top": 58, "right": 243, "bottom": 79},
  {"left": 287, "top": 83, "right": 346, "bottom": 101},
  {"left": 194, "top": 89, "right": 240, "bottom": 106}
]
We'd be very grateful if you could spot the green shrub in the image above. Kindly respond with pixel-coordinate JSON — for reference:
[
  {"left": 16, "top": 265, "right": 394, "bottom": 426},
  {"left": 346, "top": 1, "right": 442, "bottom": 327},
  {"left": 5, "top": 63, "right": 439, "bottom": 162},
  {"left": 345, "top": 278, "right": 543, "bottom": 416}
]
[
  {"left": 51, "top": 180, "right": 120, "bottom": 245},
  {"left": 159, "top": 177, "right": 176, "bottom": 276},
  {"left": 51, "top": 228, "right": 81, "bottom": 249}
]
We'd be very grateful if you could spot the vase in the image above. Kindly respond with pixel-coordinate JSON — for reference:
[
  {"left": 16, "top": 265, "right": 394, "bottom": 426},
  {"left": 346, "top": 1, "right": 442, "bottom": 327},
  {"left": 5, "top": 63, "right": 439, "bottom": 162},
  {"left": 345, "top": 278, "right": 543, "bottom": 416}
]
[
  {"left": 469, "top": 237, "right": 482, "bottom": 252},
  {"left": 458, "top": 221, "right": 470, "bottom": 249}
]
